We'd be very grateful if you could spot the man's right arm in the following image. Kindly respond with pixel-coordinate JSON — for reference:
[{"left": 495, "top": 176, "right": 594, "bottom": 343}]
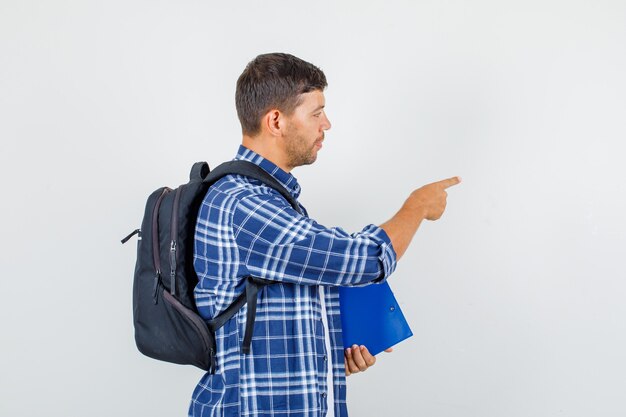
[
  {"left": 230, "top": 176, "right": 460, "bottom": 286},
  {"left": 380, "top": 176, "right": 461, "bottom": 261},
  {"left": 232, "top": 193, "right": 397, "bottom": 287}
]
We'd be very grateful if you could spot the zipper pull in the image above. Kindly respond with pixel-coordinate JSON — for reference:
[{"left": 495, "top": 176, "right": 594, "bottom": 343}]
[
  {"left": 169, "top": 241, "right": 177, "bottom": 296},
  {"left": 153, "top": 271, "right": 161, "bottom": 304},
  {"left": 121, "top": 229, "right": 141, "bottom": 244}
]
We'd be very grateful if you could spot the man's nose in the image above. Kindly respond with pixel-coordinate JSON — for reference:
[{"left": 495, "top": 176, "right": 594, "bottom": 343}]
[{"left": 323, "top": 114, "right": 332, "bottom": 130}]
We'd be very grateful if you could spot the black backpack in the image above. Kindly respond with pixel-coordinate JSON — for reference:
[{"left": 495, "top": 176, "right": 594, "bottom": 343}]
[{"left": 121, "top": 160, "right": 302, "bottom": 372}]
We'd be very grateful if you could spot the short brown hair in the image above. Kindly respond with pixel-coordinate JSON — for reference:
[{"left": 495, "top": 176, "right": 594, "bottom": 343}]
[{"left": 235, "top": 53, "right": 328, "bottom": 136}]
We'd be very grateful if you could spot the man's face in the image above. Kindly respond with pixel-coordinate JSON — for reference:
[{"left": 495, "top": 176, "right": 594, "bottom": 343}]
[{"left": 282, "top": 90, "right": 331, "bottom": 169}]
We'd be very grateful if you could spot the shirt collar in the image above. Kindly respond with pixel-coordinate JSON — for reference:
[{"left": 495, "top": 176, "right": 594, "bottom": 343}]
[{"left": 234, "top": 145, "right": 302, "bottom": 199}]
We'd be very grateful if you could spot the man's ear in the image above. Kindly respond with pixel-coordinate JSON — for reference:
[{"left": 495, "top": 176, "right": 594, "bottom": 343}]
[{"left": 263, "top": 109, "right": 283, "bottom": 137}]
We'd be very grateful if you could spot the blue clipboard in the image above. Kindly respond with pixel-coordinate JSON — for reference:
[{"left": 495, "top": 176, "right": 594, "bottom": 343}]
[{"left": 339, "top": 282, "right": 413, "bottom": 356}]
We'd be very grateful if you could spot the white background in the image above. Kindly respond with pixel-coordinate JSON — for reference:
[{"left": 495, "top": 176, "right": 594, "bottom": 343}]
[{"left": 2, "top": 1, "right": 625, "bottom": 416}]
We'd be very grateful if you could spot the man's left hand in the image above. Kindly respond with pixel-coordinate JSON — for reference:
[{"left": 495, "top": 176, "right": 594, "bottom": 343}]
[{"left": 344, "top": 345, "right": 393, "bottom": 376}]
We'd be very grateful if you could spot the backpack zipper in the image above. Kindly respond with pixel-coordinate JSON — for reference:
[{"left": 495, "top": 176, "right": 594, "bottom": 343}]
[
  {"left": 152, "top": 187, "right": 171, "bottom": 304},
  {"left": 162, "top": 290, "right": 212, "bottom": 348},
  {"left": 170, "top": 186, "right": 184, "bottom": 296}
]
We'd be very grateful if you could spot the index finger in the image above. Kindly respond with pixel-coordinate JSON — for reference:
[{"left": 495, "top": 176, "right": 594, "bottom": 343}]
[{"left": 437, "top": 176, "right": 462, "bottom": 189}]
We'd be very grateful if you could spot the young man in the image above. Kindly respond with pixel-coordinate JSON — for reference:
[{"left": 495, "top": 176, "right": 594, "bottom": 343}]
[{"left": 189, "top": 53, "right": 460, "bottom": 417}]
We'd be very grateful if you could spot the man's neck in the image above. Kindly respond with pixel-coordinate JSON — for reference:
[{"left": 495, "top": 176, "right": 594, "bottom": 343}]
[{"left": 241, "top": 135, "right": 293, "bottom": 172}]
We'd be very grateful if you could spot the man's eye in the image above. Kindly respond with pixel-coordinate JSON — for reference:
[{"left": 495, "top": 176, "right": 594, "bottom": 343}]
[{"left": 313, "top": 113, "right": 321, "bottom": 117}]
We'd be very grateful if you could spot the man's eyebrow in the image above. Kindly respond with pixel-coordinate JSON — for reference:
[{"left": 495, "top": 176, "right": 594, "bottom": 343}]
[{"left": 311, "top": 105, "right": 325, "bottom": 112}]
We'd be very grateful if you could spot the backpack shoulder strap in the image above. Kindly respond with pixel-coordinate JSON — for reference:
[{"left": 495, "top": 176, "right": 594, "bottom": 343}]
[
  {"left": 205, "top": 277, "right": 270, "bottom": 369},
  {"left": 207, "top": 277, "right": 270, "bottom": 331},
  {"left": 198, "top": 160, "right": 304, "bottom": 357},
  {"left": 202, "top": 160, "right": 302, "bottom": 214}
]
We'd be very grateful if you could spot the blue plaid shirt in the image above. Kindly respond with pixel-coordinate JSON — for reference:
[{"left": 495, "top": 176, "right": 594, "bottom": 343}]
[{"left": 189, "top": 145, "right": 397, "bottom": 417}]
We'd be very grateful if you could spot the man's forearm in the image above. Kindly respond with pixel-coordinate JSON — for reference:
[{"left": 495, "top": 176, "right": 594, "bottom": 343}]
[{"left": 379, "top": 202, "right": 426, "bottom": 261}]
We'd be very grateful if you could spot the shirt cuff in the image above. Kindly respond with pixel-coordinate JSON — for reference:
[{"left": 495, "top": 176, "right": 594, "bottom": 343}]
[{"left": 362, "top": 224, "right": 398, "bottom": 282}]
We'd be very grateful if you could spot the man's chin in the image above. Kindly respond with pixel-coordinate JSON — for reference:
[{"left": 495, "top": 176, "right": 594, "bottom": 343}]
[
  {"left": 288, "top": 150, "right": 319, "bottom": 168},
  {"left": 299, "top": 155, "right": 317, "bottom": 167}
]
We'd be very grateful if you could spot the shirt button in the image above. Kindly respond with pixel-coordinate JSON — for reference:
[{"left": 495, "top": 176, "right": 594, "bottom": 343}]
[
  {"left": 321, "top": 392, "right": 327, "bottom": 398},
  {"left": 323, "top": 355, "right": 328, "bottom": 361}
]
